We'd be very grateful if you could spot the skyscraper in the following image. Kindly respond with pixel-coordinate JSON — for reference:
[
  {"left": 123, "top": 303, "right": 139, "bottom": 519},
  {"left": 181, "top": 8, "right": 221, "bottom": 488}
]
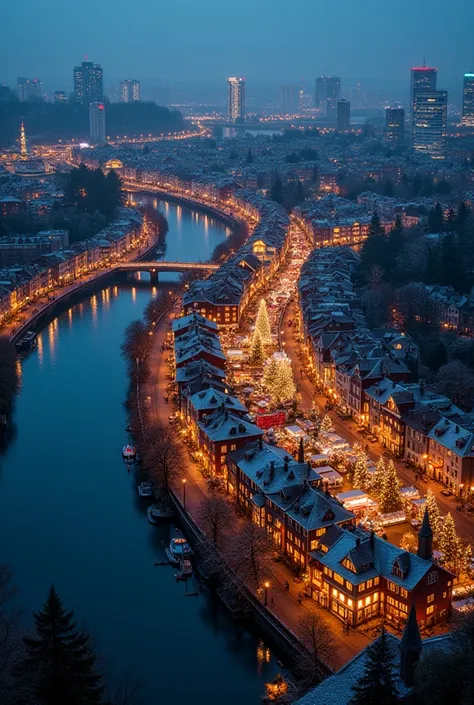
[
  {"left": 314, "top": 77, "right": 327, "bottom": 109},
  {"left": 412, "top": 91, "right": 447, "bottom": 158},
  {"left": 280, "top": 84, "right": 299, "bottom": 113},
  {"left": 410, "top": 64, "right": 437, "bottom": 132},
  {"left": 462, "top": 73, "right": 474, "bottom": 126},
  {"left": 228, "top": 78, "right": 246, "bottom": 122},
  {"left": 385, "top": 107, "right": 405, "bottom": 144},
  {"left": 89, "top": 102, "right": 106, "bottom": 143},
  {"left": 17, "top": 77, "right": 42, "bottom": 102},
  {"left": 120, "top": 79, "right": 140, "bottom": 103},
  {"left": 336, "top": 99, "right": 350, "bottom": 130},
  {"left": 74, "top": 61, "right": 103, "bottom": 104},
  {"left": 315, "top": 77, "right": 340, "bottom": 121}
]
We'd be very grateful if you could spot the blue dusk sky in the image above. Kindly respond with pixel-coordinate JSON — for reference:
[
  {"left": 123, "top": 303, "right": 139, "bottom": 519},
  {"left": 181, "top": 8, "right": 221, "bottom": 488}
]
[{"left": 1, "top": 0, "right": 473, "bottom": 87}]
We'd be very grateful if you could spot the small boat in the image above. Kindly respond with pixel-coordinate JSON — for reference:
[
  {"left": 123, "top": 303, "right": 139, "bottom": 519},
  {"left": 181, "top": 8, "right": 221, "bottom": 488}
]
[
  {"left": 165, "top": 536, "right": 193, "bottom": 564},
  {"left": 138, "top": 481, "right": 154, "bottom": 498},
  {"left": 122, "top": 444, "right": 136, "bottom": 462},
  {"left": 15, "top": 330, "right": 37, "bottom": 352},
  {"left": 147, "top": 504, "right": 175, "bottom": 524},
  {"left": 179, "top": 558, "right": 193, "bottom": 576}
]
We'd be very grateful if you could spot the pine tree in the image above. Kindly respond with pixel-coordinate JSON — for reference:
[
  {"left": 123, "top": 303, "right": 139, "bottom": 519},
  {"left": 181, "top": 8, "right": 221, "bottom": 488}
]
[
  {"left": 425, "top": 489, "right": 441, "bottom": 543},
  {"left": 319, "top": 414, "right": 334, "bottom": 435},
  {"left": 270, "top": 175, "right": 284, "bottom": 205},
  {"left": 255, "top": 299, "right": 272, "bottom": 344},
  {"left": 249, "top": 328, "right": 265, "bottom": 365},
  {"left": 263, "top": 353, "right": 296, "bottom": 404},
  {"left": 371, "top": 457, "right": 386, "bottom": 496},
  {"left": 21, "top": 586, "right": 105, "bottom": 705},
  {"left": 426, "top": 202, "right": 444, "bottom": 233},
  {"left": 439, "top": 512, "right": 461, "bottom": 571},
  {"left": 349, "top": 627, "right": 399, "bottom": 705},
  {"left": 387, "top": 215, "right": 404, "bottom": 276},
  {"left": 353, "top": 454, "right": 370, "bottom": 490},
  {"left": 246, "top": 148, "right": 254, "bottom": 164},
  {"left": 459, "top": 543, "right": 473, "bottom": 578},
  {"left": 379, "top": 460, "right": 402, "bottom": 514}
]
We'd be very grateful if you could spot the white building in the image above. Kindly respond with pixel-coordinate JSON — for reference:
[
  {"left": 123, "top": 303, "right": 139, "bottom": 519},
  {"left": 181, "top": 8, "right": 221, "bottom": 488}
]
[
  {"left": 228, "top": 77, "right": 246, "bottom": 122},
  {"left": 89, "top": 102, "right": 106, "bottom": 143},
  {"left": 119, "top": 79, "right": 140, "bottom": 103}
]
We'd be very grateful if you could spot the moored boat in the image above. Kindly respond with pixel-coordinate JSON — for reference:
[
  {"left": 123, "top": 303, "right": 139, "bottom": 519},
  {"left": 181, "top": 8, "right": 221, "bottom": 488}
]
[
  {"left": 147, "top": 504, "right": 175, "bottom": 524},
  {"left": 138, "top": 481, "right": 154, "bottom": 498},
  {"left": 165, "top": 535, "right": 193, "bottom": 564},
  {"left": 122, "top": 444, "right": 136, "bottom": 462}
]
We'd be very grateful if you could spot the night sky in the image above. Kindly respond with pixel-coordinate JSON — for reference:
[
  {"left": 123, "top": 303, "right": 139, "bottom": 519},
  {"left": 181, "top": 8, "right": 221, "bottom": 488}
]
[{"left": 2, "top": 0, "right": 473, "bottom": 86}]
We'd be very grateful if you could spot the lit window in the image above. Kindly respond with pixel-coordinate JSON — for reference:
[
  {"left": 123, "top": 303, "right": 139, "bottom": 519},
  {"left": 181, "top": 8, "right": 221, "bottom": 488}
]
[
  {"left": 426, "top": 605, "right": 434, "bottom": 615},
  {"left": 365, "top": 596, "right": 371, "bottom": 606},
  {"left": 339, "top": 593, "right": 345, "bottom": 603},
  {"left": 348, "top": 598, "right": 353, "bottom": 607},
  {"left": 427, "top": 594, "right": 435, "bottom": 604},
  {"left": 332, "top": 588, "right": 338, "bottom": 596}
]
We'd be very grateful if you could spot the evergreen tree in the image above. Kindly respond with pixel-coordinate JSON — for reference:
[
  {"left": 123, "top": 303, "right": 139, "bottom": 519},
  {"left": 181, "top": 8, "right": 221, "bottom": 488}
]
[
  {"left": 439, "top": 512, "right": 461, "bottom": 571},
  {"left": 356, "top": 212, "right": 388, "bottom": 284},
  {"left": 255, "top": 299, "right": 272, "bottom": 344},
  {"left": 270, "top": 175, "right": 284, "bottom": 205},
  {"left": 249, "top": 328, "right": 265, "bottom": 365},
  {"left": 353, "top": 454, "right": 370, "bottom": 490},
  {"left": 295, "top": 180, "right": 305, "bottom": 204},
  {"left": 349, "top": 627, "right": 399, "bottom": 705},
  {"left": 387, "top": 215, "right": 404, "bottom": 276},
  {"left": 21, "top": 586, "right": 104, "bottom": 705},
  {"left": 246, "top": 148, "right": 254, "bottom": 164},
  {"left": 319, "top": 414, "right": 334, "bottom": 435},
  {"left": 263, "top": 353, "right": 296, "bottom": 404},
  {"left": 426, "top": 202, "right": 444, "bottom": 233},
  {"left": 425, "top": 489, "right": 441, "bottom": 543},
  {"left": 379, "top": 460, "right": 402, "bottom": 514},
  {"left": 371, "top": 457, "right": 386, "bottom": 496}
]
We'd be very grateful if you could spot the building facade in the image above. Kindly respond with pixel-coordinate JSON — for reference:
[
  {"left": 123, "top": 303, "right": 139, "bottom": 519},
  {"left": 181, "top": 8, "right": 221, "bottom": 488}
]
[
  {"left": 17, "top": 77, "right": 42, "bottom": 102},
  {"left": 120, "top": 79, "right": 140, "bottom": 103},
  {"left": 74, "top": 61, "right": 103, "bottom": 104},
  {"left": 412, "top": 91, "right": 447, "bottom": 159},
  {"left": 228, "top": 77, "right": 246, "bottom": 122},
  {"left": 89, "top": 102, "right": 106, "bottom": 143},
  {"left": 386, "top": 107, "right": 405, "bottom": 144},
  {"left": 336, "top": 99, "right": 350, "bottom": 131},
  {"left": 462, "top": 73, "right": 474, "bottom": 126}
]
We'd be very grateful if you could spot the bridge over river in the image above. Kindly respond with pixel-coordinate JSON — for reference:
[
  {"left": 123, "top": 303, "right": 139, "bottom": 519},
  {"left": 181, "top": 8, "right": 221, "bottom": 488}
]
[{"left": 115, "top": 260, "right": 218, "bottom": 282}]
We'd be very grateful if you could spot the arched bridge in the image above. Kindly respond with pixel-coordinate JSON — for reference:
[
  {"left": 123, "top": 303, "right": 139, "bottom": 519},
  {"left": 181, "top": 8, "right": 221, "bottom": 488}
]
[{"left": 115, "top": 260, "right": 219, "bottom": 283}]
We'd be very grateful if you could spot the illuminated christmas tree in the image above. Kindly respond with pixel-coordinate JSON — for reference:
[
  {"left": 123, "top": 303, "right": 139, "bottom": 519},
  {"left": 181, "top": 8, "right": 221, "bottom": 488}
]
[
  {"left": 460, "top": 543, "right": 473, "bottom": 578},
  {"left": 379, "top": 459, "right": 402, "bottom": 514},
  {"left": 425, "top": 489, "right": 441, "bottom": 543},
  {"left": 263, "top": 352, "right": 296, "bottom": 404},
  {"left": 319, "top": 414, "right": 334, "bottom": 435},
  {"left": 370, "top": 457, "right": 386, "bottom": 496},
  {"left": 255, "top": 299, "right": 272, "bottom": 344},
  {"left": 249, "top": 328, "right": 265, "bottom": 365},
  {"left": 353, "top": 454, "right": 370, "bottom": 490},
  {"left": 438, "top": 512, "right": 461, "bottom": 571}
]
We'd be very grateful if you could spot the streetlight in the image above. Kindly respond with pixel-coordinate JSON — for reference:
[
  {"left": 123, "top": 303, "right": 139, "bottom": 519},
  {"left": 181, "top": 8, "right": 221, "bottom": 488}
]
[
  {"left": 264, "top": 581, "right": 270, "bottom": 606},
  {"left": 182, "top": 478, "right": 187, "bottom": 508}
]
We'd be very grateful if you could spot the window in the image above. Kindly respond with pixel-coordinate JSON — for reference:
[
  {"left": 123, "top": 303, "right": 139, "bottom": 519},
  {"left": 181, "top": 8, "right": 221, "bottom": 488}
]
[
  {"left": 426, "top": 605, "right": 434, "bottom": 615},
  {"left": 334, "top": 573, "right": 344, "bottom": 585},
  {"left": 428, "top": 571, "right": 438, "bottom": 585},
  {"left": 332, "top": 588, "right": 338, "bottom": 596},
  {"left": 374, "top": 577, "right": 379, "bottom": 586},
  {"left": 443, "top": 591, "right": 447, "bottom": 599},
  {"left": 221, "top": 445, "right": 227, "bottom": 453},
  {"left": 366, "top": 579, "right": 373, "bottom": 589},
  {"left": 400, "top": 588, "right": 408, "bottom": 598},
  {"left": 230, "top": 444, "right": 236, "bottom": 451},
  {"left": 427, "top": 594, "right": 434, "bottom": 604},
  {"left": 324, "top": 567, "right": 333, "bottom": 578},
  {"left": 358, "top": 583, "right": 366, "bottom": 592},
  {"left": 346, "top": 580, "right": 353, "bottom": 590}
]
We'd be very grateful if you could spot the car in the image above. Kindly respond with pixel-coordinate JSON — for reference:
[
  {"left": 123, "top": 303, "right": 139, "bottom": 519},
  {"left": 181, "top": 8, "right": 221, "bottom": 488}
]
[{"left": 441, "top": 488, "right": 453, "bottom": 497}]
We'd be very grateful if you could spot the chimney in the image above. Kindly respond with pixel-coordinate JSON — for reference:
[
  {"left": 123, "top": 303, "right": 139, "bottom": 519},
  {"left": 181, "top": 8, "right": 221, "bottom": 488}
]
[
  {"left": 298, "top": 437, "right": 305, "bottom": 464},
  {"left": 284, "top": 456, "right": 289, "bottom": 472},
  {"left": 306, "top": 461, "right": 312, "bottom": 478},
  {"left": 270, "top": 461, "right": 275, "bottom": 480},
  {"left": 369, "top": 529, "right": 375, "bottom": 548},
  {"left": 399, "top": 604, "right": 423, "bottom": 687},
  {"left": 356, "top": 537, "right": 361, "bottom": 547},
  {"left": 419, "top": 379, "right": 425, "bottom": 396},
  {"left": 259, "top": 437, "right": 263, "bottom": 450},
  {"left": 417, "top": 507, "right": 433, "bottom": 560}
]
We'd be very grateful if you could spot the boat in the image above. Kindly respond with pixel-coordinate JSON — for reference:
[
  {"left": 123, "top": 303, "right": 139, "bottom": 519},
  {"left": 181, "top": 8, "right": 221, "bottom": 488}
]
[
  {"left": 179, "top": 558, "right": 193, "bottom": 576},
  {"left": 165, "top": 535, "right": 193, "bottom": 564},
  {"left": 122, "top": 444, "right": 136, "bottom": 462},
  {"left": 15, "top": 330, "right": 37, "bottom": 352},
  {"left": 147, "top": 503, "right": 175, "bottom": 523},
  {"left": 138, "top": 481, "right": 154, "bottom": 498}
]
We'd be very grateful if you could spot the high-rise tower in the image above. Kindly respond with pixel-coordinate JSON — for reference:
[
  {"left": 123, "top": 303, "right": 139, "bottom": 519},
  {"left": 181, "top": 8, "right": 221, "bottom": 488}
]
[
  {"left": 462, "top": 73, "right": 474, "bottom": 126},
  {"left": 74, "top": 61, "right": 103, "bottom": 104},
  {"left": 89, "top": 102, "right": 106, "bottom": 143},
  {"left": 227, "top": 77, "right": 246, "bottom": 122}
]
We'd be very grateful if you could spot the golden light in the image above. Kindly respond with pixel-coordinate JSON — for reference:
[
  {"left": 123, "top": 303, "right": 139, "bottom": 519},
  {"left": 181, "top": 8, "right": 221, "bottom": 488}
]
[{"left": 182, "top": 478, "right": 187, "bottom": 485}]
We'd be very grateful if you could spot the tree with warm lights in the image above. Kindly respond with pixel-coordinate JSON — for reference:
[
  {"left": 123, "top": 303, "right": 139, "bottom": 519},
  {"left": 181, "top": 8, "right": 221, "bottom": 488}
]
[
  {"left": 353, "top": 454, "right": 370, "bottom": 490},
  {"left": 400, "top": 532, "right": 418, "bottom": 553},
  {"left": 439, "top": 512, "right": 462, "bottom": 571},
  {"left": 249, "top": 328, "right": 265, "bottom": 365},
  {"left": 379, "top": 459, "right": 403, "bottom": 514},
  {"left": 371, "top": 457, "right": 386, "bottom": 496},
  {"left": 255, "top": 299, "right": 272, "bottom": 344},
  {"left": 263, "top": 353, "right": 296, "bottom": 404},
  {"left": 425, "top": 489, "right": 441, "bottom": 543},
  {"left": 319, "top": 414, "right": 334, "bottom": 435}
]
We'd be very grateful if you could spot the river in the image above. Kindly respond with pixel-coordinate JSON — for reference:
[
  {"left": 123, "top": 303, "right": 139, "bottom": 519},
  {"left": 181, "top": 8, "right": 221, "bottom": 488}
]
[{"left": 0, "top": 197, "right": 282, "bottom": 705}]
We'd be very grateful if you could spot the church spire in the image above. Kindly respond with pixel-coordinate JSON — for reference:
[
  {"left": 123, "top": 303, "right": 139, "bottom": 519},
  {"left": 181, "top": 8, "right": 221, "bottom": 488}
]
[
  {"left": 20, "top": 122, "right": 28, "bottom": 159},
  {"left": 417, "top": 507, "right": 433, "bottom": 559},
  {"left": 400, "top": 603, "right": 423, "bottom": 686}
]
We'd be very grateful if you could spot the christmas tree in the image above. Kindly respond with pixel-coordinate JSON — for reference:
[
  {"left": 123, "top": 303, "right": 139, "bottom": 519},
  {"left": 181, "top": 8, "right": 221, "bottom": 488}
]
[
  {"left": 319, "top": 414, "right": 334, "bottom": 436},
  {"left": 21, "top": 586, "right": 105, "bottom": 705},
  {"left": 371, "top": 457, "right": 386, "bottom": 496},
  {"left": 439, "top": 512, "right": 461, "bottom": 571},
  {"left": 255, "top": 298, "right": 272, "bottom": 344},
  {"left": 459, "top": 543, "right": 473, "bottom": 578},
  {"left": 263, "top": 353, "right": 296, "bottom": 404},
  {"left": 353, "top": 454, "right": 370, "bottom": 490},
  {"left": 249, "top": 328, "right": 265, "bottom": 365},
  {"left": 349, "top": 627, "right": 399, "bottom": 705},
  {"left": 425, "top": 489, "right": 441, "bottom": 543},
  {"left": 379, "top": 459, "right": 402, "bottom": 514}
]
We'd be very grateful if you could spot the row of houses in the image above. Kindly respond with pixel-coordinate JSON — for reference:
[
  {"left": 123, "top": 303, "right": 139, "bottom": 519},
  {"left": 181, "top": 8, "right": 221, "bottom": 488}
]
[
  {"left": 172, "top": 310, "right": 453, "bottom": 630},
  {"left": 0, "top": 209, "right": 145, "bottom": 326},
  {"left": 298, "top": 246, "right": 474, "bottom": 496}
]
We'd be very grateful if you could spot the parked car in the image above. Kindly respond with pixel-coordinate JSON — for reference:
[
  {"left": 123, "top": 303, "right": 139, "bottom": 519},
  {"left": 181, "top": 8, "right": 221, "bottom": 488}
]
[{"left": 441, "top": 488, "right": 453, "bottom": 497}]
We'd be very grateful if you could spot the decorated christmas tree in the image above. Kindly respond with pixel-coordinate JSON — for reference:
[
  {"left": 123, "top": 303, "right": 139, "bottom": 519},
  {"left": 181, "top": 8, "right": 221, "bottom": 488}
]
[
  {"left": 319, "top": 414, "right": 334, "bottom": 435},
  {"left": 439, "top": 512, "right": 461, "bottom": 571},
  {"left": 379, "top": 459, "right": 403, "bottom": 514},
  {"left": 371, "top": 457, "right": 386, "bottom": 496},
  {"left": 459, "top": 543, "right": 473, "bottom": 578},
  {"left": 249, "top": 328, "right": 265, "bottom": 365},
  {"left": 263, "top": 352, "right": 296, "bottom": 404},
  {"left": 425, "top": 489, "right": 441, "bottom": 543},
  {"left": 255, "top": 298, "right": 272, "bottom": 344},
  {"left": 353, "top": 454, "right": 370, "bottom": 490}
]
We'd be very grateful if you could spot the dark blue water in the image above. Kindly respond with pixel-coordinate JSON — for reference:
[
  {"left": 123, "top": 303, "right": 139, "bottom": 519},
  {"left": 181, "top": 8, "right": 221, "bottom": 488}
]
[{"left": 0, "top": 199, "right": 280, "bottom": 704}]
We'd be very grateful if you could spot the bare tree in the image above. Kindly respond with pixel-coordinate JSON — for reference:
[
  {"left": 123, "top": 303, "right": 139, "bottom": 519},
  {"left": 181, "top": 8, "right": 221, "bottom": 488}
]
[
  {"left": 107, "top": 670, "right": 141, "bottom": 705},
  {"left": 143, "top": 291, "right": 172, "bottom": 327},
  {"left": 142, "top": 423, "right": 185, "bottom": 492},
  {"left": 197, "top": 496, "right": 236, "bottom": 551},
  {"left": 296, "top": 611, "right": 336, "bottom": 687},
  {"left": 227, "top": 522, "right": 274, "bottom": 589},
  {"left": 435, "top": 360, "right": 474, "bottom": 411},
  {"left": 121, "top": 320, "right": 152, "bottom": 382}
]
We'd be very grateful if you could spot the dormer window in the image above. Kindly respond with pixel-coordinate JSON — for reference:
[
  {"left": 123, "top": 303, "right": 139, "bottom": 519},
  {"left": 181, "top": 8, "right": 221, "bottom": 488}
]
[{"left": 392, "top": 562, "right": 403, "bottom": 578}]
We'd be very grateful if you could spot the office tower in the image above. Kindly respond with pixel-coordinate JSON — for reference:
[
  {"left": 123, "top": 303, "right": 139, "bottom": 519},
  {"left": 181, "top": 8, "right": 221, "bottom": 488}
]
[
  {"left": 412, "top": 91, "right": 447, "bottom": 158},
  {"left": 314, "top": 77, "right": 327, "bottom": 108},
  {"left": 280, "top": 84, "right": 299, "bottom": 113},
  {"left": 385, "top": 107, "right": 405, "bottom": 144},
  {"left": 89, "top": 102, "right": 106, "bottom": 143},
  {"left": 74, "top": 61, "right": 103, "bottom": 104},
  {"left": 228, "top": 77, "right": 246, "bottom": 122},
  {"left": 120, "top": 79, "right": 140, "bottom": 103},
  {"left": 314, "top": 76, "right": 340, "bottom": 120},
  {"left": 410, "top": 64, "right": 437, "bottom": 129},
  {"left": 462, "top": 73, "right": 474, "bottom": 125},
  {"left": 17, "top": 77, "right": 42, "bottom": 102},
  {"left": 53, "top": 91, "right": 67, "bottom": 104},
  {"left": 336, "top": 99, "right": 350, "bottom": 130}
]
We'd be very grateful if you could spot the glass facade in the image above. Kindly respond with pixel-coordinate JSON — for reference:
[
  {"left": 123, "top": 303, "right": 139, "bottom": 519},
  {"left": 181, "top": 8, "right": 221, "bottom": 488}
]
[
  {"left": 462, "top": 73, "right": 474, "bottom": 126},
  {"left": 412, "top": 91, "right": 447, "bottom": 159}
]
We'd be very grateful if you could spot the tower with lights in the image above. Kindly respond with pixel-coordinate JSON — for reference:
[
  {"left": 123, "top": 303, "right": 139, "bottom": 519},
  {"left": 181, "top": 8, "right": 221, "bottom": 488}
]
[{"left": 19, "top": 122, "right": 28, "bottom": 159}]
